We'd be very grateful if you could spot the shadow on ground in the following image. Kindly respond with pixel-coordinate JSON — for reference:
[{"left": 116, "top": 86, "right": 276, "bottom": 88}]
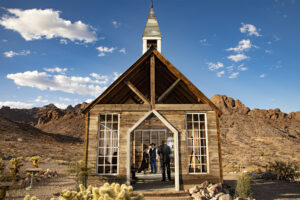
[{"left": 225, "top": 177, "right": 300, "bottom": 200}]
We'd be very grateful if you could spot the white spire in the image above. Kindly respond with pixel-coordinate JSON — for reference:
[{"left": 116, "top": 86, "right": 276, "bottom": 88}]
[{"left": 142, "top": 1, "right": 161, "bottom": 54}]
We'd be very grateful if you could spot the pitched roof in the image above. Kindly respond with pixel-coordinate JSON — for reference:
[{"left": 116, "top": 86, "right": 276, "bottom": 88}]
[
  {"left": 143, "top": 7, "right": 161, "bottom": 38},
  {"left": 82, "top": 47, "right": 222, "bottom": 115}
]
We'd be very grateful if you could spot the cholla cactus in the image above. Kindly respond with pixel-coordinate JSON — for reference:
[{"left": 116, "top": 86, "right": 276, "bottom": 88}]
[
  {"left": 24, "top": 195, "right": 40, "bottom": 200},
  {"left": 29, "top": 156, "right": 40, "bottom": 168},
  {"left": 24, "top": 183, "right": 144, "bottom": 200},
  {"left": 9, "top": 157, "right": 23, "bottom": 181},
  {"left": 0, "top": 158, "right": 5, "bottom": 172}
]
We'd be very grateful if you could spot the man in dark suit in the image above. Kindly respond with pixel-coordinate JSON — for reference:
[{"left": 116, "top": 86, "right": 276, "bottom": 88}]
[{"left": 158, "top": 140, "right": 171, "bottom": 181}]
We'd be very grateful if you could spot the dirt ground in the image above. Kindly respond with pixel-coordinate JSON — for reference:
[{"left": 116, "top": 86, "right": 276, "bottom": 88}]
[{"left": 4, "top": 167, "right": 300, "bottom": 200}]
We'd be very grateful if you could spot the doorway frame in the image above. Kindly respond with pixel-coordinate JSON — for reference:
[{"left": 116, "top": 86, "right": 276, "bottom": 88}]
[{"left": 126, "top": 110, "right": 180, "bottom": 191}]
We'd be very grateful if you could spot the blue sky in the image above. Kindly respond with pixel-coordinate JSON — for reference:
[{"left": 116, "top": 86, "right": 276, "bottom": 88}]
[{"left": 0, "top": 0, "right": 299, "bottom": 113}]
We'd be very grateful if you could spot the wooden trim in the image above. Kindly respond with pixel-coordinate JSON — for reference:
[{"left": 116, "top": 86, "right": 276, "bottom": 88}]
[
  {"left": 155, "top": 104, "right": 213, "bottom": 111},
  {"left": 125, "top": 81, "right": 150, "bottom": 104},
  {"left": 157, "top": 79, "right": 181, "bottom": 102},
  {"left": 216, "top": 113, "right": 223, "bottom": 183},
  {"left": 82, "top": 47, "right": 154, "bottom": 114},
  {"left": 152, "top": 49, "right": 222, "bottom": 115},
  {"left": 150, "top": 54, "right": 155, "bottom": 106},
  {"left": 83, "top": 113, "right": 90, "bottom": 187},
  {"left": 92, "top": 104, "right": 151, "bottom": 111}
]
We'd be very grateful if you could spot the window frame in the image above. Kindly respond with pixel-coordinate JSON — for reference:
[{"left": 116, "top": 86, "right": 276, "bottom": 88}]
[
  {"left": 185, "top": 112, "right": 209, "bottom": 174},
  {"left": 96, "top": 113, "right": 120, "bottom": 175}
]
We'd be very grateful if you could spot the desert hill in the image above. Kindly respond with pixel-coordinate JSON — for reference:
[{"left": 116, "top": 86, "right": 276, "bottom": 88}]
[
  {"left": 210, "top": 95, "right": 300, "bottom": 172},
  {"left": 0, "top": 116, "right": 82, "bottom": 161},
  {"left": 0, "top": 96, "right": 299, "bottom": 172}
]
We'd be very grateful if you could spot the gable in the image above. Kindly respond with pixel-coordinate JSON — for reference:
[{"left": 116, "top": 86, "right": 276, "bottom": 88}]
[{"left": 82, "top": 47, "right": 221, "bottom": 115}]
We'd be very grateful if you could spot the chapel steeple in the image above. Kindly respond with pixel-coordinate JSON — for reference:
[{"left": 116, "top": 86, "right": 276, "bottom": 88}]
[{"left": 142, "top": 0, "right": 161, "bottom": 54}]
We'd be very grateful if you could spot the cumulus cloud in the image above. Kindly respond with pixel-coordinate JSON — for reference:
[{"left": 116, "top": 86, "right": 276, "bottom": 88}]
[
  {"left": 6, "top": 70, "right": 107, "bottom": 97},
  {"left": 199, "top": 39, "right": 208, "bottom": 46},
  {"left": 0, "top": 101, "right": 33, "bottom": 109},
  {"left": 119, "top": 48, "right": 126, "bottom": 54},
  {"left": 226, "top": 39, "right": 254, "bottom": 52},
  {"left": 113, "top": 72, "right": 120, "bottom": 81},
  {"left": 265, "top": 49, "right": 272, "bottom": 54},
  {"left": 59, "top": 97, "right": 71, "bottom": 101},
  {"left": 240, "top": 23, "right": 261, "bottom": 36},
  {"left": 260, "top": 74, "right": 266, "bottom": 78},
  {"left": 229, "top": 72, "right": 239, "bottom": 79},
  {"left": 4, "top": 50, "right": 30, "bottom": 58},
  {"left": 238, "top": 65, "right": 248, "bottom": 71},
  {"left": 217, "top": 70, "right": 225, "bottom": 78},
  {"left": 0, "top": 8, "right": 97, "bottom": 43},
  {"left": 90, "top": 73, "right": 109, "bottom": 84},
  {"left": 34, "top": 96, "right": 48, "bottom": 103},
  {"left": 96, "top": 46, "right": 115, "bottom": 57},
  {"left": 228, "top": 54, "right": 249, "bottom": 62},
  {"left": 208, "top": 62, "right": 224, "bottom": 71},
  {"left": 85, "top": 99, "right": 93, "bottom": 103},
  {"left": 60, "top": 39, "right": 68, "bottom": 45},
  {"left": 44, "top": 67, "right": 67, "bottom": 74},
  {"left": 112, "top": 20, "right": 120, "bottom": 28}
]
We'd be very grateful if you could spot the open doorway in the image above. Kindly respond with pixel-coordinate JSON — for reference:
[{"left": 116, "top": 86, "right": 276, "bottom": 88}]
[{"left": 130, "top": 113, "right": 175, "bottom": 191}]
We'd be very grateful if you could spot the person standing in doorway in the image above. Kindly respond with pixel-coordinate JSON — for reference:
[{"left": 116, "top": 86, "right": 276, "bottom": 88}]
[
  {"left": 149, "top": 143, "right": 157, "bottom": 174},
  {"left": 158, "top": 140, "right": 171, "bottom": 181}
]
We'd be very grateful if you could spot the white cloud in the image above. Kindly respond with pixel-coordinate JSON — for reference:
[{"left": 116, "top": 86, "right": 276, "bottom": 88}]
[
  {"left": 7, "top": 70, "right": 107, "bottom": 97},
  {"left": 199, "top": 39, "right": 208, "bottom": 46},
  {"left": 2, "top": 39, "right": 7, "bottom": 42},
  {"left": 228, "top": 54, "right": 249, "bottom": 62},
  {"left": 34, "top": 96, "right": 48, "bottom": 103},
  {"left": 229, "top": 72, "right": 239, "bottom": 79},
  {"left": 59, "top": 97, "right": 71, "bottom": 102},
  {"left": 54, "top": 103, "right": 68, "bottom": 109},
  {"left": 44, "top": 67, "right": 68, "bottom": 74},
  {"left": 0, "top": 101, "right": 33, "bottom": 109},
  {"left": 260, "top": 74, "right": 266, "bottom": 78},
  {"left": 240, "top": 23, "right": 261, "bottom": 37},
  {"left": 4, "top": 50, "right": 30, "bottom": 58},
  {"left": 226, "top": 39, "right": 253, "bottom": 52},
  {"left": 238, "top": 65, "right": 248, "bottom": 71},
  {"left": 112, "top": 20, "right": 120, "bottom": 28},
  {"left": 217, "top": 70, "right": 225, "bottom": 77},
  {"left": 226, "top": 66, "right": 234, "bottom": 72},
  {"left": 113, "top": 72, "right": 120, "bottom": 81},
  {"left": 96, "top": 46, "right": 115, "bottom": 57},
  {"left": 265, "top": 49, "right": 272, "bottom": 54},
  {"left": 90, "top": 73, "right": 109, "bottom": 84},
  {"left": 0, "top": 8, "right": 97, "bottom": 43},
  {"left": 60, "top": 39, "right": 68, "bottom": 45},
  {"left": 207, "top": 62, "right": 224, "bottom": 71},
  {"left": 119, "top": 48, "right": 126, "bottom": 54},
  {"left": 273, "top": 35, "right": 280, "bottom": 41},
  {"left": 85, "top": 99, "right": 93, "bottom": 103}
]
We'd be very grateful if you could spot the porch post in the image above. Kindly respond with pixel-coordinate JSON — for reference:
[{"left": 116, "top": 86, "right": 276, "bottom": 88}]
[
  {"left": 126, "top": 131, "right": 131, "bottom": 185},
  {"left": 174, "top": 130, "right": 180, "bottom": 191}
]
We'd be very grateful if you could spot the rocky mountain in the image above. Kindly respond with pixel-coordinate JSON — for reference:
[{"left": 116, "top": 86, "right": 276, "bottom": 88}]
[
  {"left": 0, "top": 96, "right": 299, "bottom": 172},
  {"left": 210, "top": 95, "right": 300, "bottom": 172}
]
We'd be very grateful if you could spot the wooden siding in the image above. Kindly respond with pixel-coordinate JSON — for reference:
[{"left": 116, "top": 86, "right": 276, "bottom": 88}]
[{"left": 86, "top": 109, "right": 221, "bottom": 187}]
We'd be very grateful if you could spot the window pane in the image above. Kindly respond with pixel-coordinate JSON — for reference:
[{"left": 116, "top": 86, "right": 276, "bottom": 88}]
[
  {"left": 186, "top": 113, "right": 208, "bottom": 174},
  {"left": 97, "top": 114, "right": 119, "bottom": 175}
]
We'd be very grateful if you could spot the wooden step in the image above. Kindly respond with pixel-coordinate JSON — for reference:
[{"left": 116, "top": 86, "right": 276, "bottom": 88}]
[{"left": 132, "top": 190, "right": 191, "bottom": 199}]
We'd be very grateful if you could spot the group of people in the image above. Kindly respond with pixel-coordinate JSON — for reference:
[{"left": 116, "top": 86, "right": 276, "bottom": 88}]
[{"left": 137, "top": 140, "right": 172, "bottom": 182}]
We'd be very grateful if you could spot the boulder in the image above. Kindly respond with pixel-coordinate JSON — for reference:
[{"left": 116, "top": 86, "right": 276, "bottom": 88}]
[
  {"left": 219, "top": 194, "right": 233, "bottom": 200},
  {"left": 189, "top": 185, "right": 200, "bottom": 194}
]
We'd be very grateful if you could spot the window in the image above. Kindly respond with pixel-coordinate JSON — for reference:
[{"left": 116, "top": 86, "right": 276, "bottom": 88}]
[
  {"left": 147, "top": 40, "right": 157, "bottom": 48},
  {"left": 186, "top": 113, "right": 208, "bottom": 173},
  {"left": 97, "top": 113, "right": 119, "bottom": 175}
]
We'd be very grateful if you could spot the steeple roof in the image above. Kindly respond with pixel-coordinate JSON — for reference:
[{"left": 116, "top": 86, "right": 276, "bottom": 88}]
[{"left": 143, "top": 5, "right": 161, "bottom": 38}]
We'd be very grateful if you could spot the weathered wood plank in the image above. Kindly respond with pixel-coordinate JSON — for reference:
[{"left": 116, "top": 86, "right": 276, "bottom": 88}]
[
  {"left": 150, "top": 55, "right": 155, "bottom": 106},
  {"left": 91, "top": 104, "right": 151, "bottom": 112},
  {"left": 157, "top": 79, "right": 181, "bottom": 102},
  {"left": 155, "top": 104, "right": 212, "bottom": 111},
  {"left": 125, "top": 81, "right": 150, "bottom": 104}
]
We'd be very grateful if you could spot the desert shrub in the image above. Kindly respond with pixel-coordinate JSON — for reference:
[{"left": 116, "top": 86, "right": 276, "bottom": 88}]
[
  {"left": 235, "top": 173, "right": 253, "bottom": 198},
  {"left": 9, "top": 157, "right": 23, "bottom": 182},
  {"left": 29, "top": 156, "right": 40, "bottom": 168},
  {"left": 67, "top": 160, "right": 91, "bottom": 190},
  {"left": 23, "top": 183, "right": 144, "bottom": 200},
  {"left": 268, "top": 160, "right": 299, "bottom": 181}
]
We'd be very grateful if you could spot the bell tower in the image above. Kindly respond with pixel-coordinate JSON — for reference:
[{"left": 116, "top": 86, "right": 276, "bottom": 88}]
[{"left": 142, "top": 0, "right": 162, "bottom": 54}]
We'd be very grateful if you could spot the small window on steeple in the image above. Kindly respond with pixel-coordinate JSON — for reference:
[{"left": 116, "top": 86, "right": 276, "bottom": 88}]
[{"left": 147, "top": 40, "right": 157, "bottom": 48}]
